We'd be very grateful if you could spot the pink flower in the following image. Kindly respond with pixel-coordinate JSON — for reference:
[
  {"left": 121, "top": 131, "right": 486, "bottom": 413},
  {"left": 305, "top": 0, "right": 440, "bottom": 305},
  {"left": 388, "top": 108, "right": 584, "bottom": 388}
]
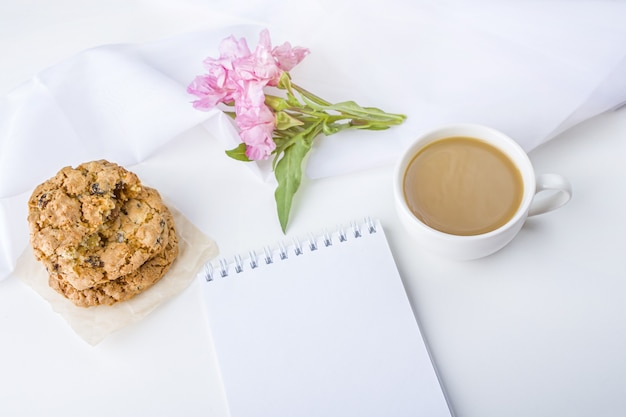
[
  {"left": 231, "top": 30, "right": 283, "bottom": 86},
  {"left": 236, "top": 101, "right": 275, "bottom": 129},
  {"left": 186, "top": 72, "right": 234, "bottom": 110},
  {"left": 235, "top": 97, "right": 276, "bottom": 160},
  {"left": 188, "top": 29, "right": 310, "bottom": 160},
  {"left": 240, "top": 123, "right": 276, "bottom": 160},
  {"left": 272, "top": 41, "right": 310, "bottom": 72},
  {"left": 233, "top": 80, "right": 264, "bottom": 108},
  {"left": 214, "top": 34, "right": 251, "bottom": 63}
]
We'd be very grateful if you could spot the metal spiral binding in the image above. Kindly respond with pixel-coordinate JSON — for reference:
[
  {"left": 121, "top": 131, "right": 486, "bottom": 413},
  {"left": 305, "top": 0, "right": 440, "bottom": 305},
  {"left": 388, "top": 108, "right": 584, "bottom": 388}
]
[
  {"left": 249, "top": 250, "right": 258, "bottom": 269},
  {"left": 263, "top": 246, "right": 274, "bottom": 264},
  {"left": 351, "top": 220, "right": 362, "bottom": 238},
  {"left": 278, "top": 241, "right": 288, "bottom": 260},
  {"left": 234, "top": 254, "right": 244, "bottom": 273},
  {"left": 203, "top": 217, "right": 378, "bottom": 281},
  {"left": 338, "top": 226, "right": 348, "bottom": 242},
  {"left": 293, "top": 236, "right": 303, "bottom": 256},
  {"left": 308, "top": 233, "right": 318, "bottom": 251},
  {"left": 322, "top": 230, "right": 332, "bottom": 247},
  {"left": 219, "top": 259, "right": 228, "bottom": 278},
  {"left": 204, "top": 263, "right": 214, "bottom": 282}
]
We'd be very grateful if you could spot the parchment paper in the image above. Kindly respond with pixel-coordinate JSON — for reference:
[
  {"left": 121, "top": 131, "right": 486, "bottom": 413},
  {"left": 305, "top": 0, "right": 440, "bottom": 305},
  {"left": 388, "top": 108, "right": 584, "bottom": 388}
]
[{"left": 14, "top": 205, "right": 218, "bottom": 345}]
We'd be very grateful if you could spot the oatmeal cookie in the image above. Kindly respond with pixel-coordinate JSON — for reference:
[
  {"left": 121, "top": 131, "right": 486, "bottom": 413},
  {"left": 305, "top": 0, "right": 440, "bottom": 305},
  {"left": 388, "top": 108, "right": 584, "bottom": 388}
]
[
  {"left": 28, "top": 161, "right": 170, "bottom": 290},
  {"left": 51, "top": 186, "right": 171, "bottom": 290},
  {"left": 48, "top": 206, "right": 179, "bottom": 307},
  {"left": 28, "top": 160, "right": 142, "bottom": 258}
]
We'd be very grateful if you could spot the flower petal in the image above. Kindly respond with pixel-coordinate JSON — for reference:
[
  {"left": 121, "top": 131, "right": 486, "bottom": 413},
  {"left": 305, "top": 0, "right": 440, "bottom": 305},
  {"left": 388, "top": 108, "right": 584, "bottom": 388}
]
[
  {"left": 240, "top": 122, "right": 276, "bottom": 160},
  {"left": 237, "top": 106, "right": 274, "bottom": 128},
  {"left": 272, "top": 42, "right": 310, "bottom": 71},
  {"left": 219, "top": 34, "right": 251, "bottom": 60},
  {"left": 187, "top": 75, "right": 230, "bottom": 110}
]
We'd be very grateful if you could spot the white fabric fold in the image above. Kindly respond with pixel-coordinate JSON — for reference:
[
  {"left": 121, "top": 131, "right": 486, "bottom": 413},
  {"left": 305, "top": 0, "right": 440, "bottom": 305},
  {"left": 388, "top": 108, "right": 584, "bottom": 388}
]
[
  {"left": 0, "top": 25, "right": 263, "bottom": 281},
  {"left": 0, "top": 25, "right": 266, "bottom": 201},
  {"left": 2, "top": 0, "right": 626, "bottom": 281}
]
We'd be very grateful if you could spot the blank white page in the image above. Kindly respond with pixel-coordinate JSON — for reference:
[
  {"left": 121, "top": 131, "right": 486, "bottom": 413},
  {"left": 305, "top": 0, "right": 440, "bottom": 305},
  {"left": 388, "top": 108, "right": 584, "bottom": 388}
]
[{"left": 201, "top": 219, "right": 451, "bottom": 417}]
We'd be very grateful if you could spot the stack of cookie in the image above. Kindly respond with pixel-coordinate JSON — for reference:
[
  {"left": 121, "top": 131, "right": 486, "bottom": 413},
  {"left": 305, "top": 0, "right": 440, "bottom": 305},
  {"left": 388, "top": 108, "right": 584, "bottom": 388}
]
[{"left": 27, "top": 160, "right": 179, "bottom": 307}]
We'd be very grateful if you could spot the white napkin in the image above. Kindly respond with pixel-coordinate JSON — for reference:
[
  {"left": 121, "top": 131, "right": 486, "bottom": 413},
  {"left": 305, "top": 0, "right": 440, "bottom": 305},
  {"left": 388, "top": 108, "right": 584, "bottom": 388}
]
[{"left": 1, "top": 0, "right": 626, "bottom": 282}]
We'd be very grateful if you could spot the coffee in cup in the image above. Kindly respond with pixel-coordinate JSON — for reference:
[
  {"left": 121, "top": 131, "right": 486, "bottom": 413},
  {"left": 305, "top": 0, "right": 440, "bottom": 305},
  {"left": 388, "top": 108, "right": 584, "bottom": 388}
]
[{"left": 394, "top": 124, "right": 572, "bottom": 260}]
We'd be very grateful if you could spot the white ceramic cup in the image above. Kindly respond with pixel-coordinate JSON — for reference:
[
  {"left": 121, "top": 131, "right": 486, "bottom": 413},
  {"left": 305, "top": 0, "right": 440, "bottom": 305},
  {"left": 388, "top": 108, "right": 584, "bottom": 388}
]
[{"left": 393, "top": 124, "right": 572, "bottom": 260}]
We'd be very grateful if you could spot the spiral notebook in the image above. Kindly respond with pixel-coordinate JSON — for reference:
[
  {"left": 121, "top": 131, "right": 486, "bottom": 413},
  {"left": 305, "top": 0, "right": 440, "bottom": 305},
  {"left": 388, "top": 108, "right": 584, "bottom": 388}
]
[{"left": 200, "top": 219, "right": 452, "bottom": 417}]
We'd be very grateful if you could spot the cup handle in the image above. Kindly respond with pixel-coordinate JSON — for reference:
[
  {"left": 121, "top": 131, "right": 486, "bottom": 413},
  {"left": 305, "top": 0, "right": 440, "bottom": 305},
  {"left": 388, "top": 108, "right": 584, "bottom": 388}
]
[{"left": 528, "top": 173, "right": 572, "bottom": 217}]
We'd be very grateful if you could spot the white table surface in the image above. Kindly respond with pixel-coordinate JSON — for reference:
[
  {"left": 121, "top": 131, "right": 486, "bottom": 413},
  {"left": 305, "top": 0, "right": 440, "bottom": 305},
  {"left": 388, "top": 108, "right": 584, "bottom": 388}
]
[{"left": 2, "top": 2, "right": 626, "bottom": 417}]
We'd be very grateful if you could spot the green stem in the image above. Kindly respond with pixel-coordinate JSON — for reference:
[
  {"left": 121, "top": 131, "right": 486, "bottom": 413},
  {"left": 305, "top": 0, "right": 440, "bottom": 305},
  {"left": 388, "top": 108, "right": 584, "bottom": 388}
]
[
  {"left": 291, "top": 83, "right": 332, "bottom": 107},
  {"left": 272, "top": 120, "right": 322, "bottom": 170}
]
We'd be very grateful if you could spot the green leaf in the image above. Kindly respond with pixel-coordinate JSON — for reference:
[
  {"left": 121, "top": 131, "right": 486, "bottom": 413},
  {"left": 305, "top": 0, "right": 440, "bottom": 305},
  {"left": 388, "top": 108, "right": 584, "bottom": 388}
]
[
  {"left": 271, "top": 121, "right": 322, "bottom": 171},
  {"left": 327, "top": 101, "right": 407, "bottom": 125},
  {"left": 272, "top": 130, "right": 301, "bottom": 171},
  {"left": 274, "top": 138, "right": 312, "bottom": 233},
  {"left": 275, "top": 111, "right": 304, "bottom": 130},
  {"left": 225, "top": 143, "right": 251, "bottom": 161}
]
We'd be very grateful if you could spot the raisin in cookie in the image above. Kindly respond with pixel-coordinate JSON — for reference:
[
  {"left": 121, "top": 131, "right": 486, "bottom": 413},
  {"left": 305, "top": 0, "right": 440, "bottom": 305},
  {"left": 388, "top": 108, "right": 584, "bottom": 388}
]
[
  {"left": 28, "top": 161, "right": 170, "bottom": 290},
  {"left": 48, "top": 207, "right": 179, "bottom": 307}
]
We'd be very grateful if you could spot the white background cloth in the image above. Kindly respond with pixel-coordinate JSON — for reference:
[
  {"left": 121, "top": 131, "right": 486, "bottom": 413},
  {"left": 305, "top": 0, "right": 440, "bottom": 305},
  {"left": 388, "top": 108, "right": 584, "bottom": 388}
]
[
  {"left": 1, "top": 1, "right": 626, "bottom": 417},
  {"left": 1, "top": 0, "right": 625, "bottom": 281}
]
